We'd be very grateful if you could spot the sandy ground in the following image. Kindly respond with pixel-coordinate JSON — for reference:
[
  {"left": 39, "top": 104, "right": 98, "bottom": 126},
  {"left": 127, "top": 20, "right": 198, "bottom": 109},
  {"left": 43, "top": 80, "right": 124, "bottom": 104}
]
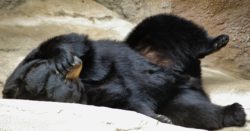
[{"left": 0, "top": 0, "right": 249, "bottom": 130}]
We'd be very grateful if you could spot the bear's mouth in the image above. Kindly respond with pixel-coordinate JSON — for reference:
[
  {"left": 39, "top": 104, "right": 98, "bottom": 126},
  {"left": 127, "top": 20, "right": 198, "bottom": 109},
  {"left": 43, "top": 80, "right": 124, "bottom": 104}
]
[{"left": 66, "top": 62, "right": 82, "bottom": 80}]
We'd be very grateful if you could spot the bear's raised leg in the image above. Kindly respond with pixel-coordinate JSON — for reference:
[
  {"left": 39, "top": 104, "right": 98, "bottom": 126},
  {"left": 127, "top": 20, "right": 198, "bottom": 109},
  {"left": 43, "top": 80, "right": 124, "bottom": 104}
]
[
  {"left": 212, "top": 34, "right": 229, "bottom": 51},
  {"left": 198, "top": 34, "right": 229, "bottom": 58}
]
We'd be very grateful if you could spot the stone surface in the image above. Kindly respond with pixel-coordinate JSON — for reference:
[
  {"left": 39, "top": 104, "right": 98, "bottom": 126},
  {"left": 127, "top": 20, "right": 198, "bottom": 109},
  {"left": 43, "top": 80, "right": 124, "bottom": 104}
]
[{"left": 0, "top": 99, "right": 203, "bottom": 131}]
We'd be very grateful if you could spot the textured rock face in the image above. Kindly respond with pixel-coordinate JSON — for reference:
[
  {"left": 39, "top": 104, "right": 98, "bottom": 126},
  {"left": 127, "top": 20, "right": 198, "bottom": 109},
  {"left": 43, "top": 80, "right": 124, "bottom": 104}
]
[
  {"left": 171, "top": 0, "right": 250, "bottom": 79},
  {"left": 94, "top": 0, "right": 172, "bottom": 23}
]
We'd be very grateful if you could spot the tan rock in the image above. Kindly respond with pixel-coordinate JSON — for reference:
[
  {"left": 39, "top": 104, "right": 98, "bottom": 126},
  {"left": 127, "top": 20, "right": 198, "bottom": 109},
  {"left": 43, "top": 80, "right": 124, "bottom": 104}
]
[{"left": 0, "top": 99, "right": 203, "bottom": 131}]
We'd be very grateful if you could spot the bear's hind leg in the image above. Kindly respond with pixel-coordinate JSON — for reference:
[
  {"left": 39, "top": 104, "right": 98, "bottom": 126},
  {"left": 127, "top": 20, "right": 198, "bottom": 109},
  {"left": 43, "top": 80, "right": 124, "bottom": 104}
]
[
  {"left": 211, "top": 34, "right": 229, "bottom": 51},
  {"left": 159, "top": 89, "right": 246, "bottom": 130},
  {"left": 223, "top": 103, "right": 246, "bottom": 127},
  {"left": 198, "top": 34, "right": 229, "bottom": 58}
]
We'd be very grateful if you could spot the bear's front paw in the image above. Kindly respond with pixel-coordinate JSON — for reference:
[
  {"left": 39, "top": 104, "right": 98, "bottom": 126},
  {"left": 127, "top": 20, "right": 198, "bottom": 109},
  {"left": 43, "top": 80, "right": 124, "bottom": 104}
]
[
  {"left": 54, "top": 54, "right": 82, "bottom": 80},
  {"left": 154, "top": 114, "right": 173, "bottom": 124}
]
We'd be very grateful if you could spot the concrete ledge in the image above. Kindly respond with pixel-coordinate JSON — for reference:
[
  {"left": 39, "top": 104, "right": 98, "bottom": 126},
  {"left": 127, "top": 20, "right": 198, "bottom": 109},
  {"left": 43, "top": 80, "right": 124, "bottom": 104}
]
[{"left": 0, "top": 99, "right": 203, "bottom": 131}]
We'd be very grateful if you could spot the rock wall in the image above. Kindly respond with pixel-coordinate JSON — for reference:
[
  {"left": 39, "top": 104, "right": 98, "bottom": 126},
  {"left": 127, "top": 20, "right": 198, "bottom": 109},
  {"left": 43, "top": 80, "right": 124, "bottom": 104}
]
[
  {"left": 171, "top": 0, "right": 250, "bottom": 79},
  {"left": 94, "top": 0, "right": 171, "bottom": 23}
]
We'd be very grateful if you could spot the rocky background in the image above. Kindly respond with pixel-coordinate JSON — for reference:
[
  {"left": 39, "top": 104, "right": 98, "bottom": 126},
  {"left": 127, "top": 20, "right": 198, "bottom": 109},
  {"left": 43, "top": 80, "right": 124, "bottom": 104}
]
[{"left": 0, "top": 0, "right": 249, "bottom": 130}]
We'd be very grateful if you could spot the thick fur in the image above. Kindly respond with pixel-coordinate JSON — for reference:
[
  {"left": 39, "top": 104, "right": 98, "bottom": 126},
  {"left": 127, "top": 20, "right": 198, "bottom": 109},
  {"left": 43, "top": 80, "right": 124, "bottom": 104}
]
[
  {"left": 125, "top": 14, "right": 246, "bottom": 129},
  {"left": 3, "top": 36, "right": 86, "bottom": 103},
  {"left": 4, "top": 33, "right": 183, "bottom": 123},
  {"left": 3, "top": 14, "right": 246, "bottom": 130},
  {"left": 126, "top": 14, "right": 229, "bottom": 78}
]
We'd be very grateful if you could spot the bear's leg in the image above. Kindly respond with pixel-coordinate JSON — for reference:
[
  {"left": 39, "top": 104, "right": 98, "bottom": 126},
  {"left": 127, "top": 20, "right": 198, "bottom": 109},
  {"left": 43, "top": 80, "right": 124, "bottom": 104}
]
[
  {"left": 159, "top": 89, "right": 246, "bottom": 130},
  {"left": 211, "top": 34, "right": 229, "bottom": 51},
  {"left": 198, "top": 34, "right": 229, "bottom": 58},
  {"left": 130, "top": 102, "right": 172, "bottom": 124},
  {"left": 223, "top": 102, "right": 246, "bottom": 127},
  {"left": 87, "top": 87, "right": 172, "bottom": 124}
]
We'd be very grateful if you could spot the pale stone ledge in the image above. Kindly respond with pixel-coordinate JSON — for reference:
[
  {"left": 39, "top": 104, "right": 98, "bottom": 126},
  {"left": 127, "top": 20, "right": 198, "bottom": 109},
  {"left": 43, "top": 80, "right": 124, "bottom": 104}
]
[{"left": 0, "top": 99, "right": 203, "bottom": 131}]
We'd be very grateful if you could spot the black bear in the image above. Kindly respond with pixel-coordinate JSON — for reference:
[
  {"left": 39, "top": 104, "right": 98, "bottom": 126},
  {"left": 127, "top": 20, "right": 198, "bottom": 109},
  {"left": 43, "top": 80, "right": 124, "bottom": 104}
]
[
  {"left": 3, "top": 14, "right": 246, "bottom": 130},
  {"left": 125, "top": 14, "right": 246, "bottom": 129}
]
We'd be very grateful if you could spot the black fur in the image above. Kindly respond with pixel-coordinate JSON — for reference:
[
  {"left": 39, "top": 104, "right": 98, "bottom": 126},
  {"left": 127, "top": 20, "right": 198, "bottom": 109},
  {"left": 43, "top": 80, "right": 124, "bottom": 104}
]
[
  {"left": 3, "top": 14, "right": 246, "bottom": 130},
  {"left": 4, "top": 33, "right": 181, "bottom": 123},
  {"left": 125, "top": 14, "right": 245, "bottom": 129},
  {"left": 3, "top": 35, "right": 86, "bottom": 103}
]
